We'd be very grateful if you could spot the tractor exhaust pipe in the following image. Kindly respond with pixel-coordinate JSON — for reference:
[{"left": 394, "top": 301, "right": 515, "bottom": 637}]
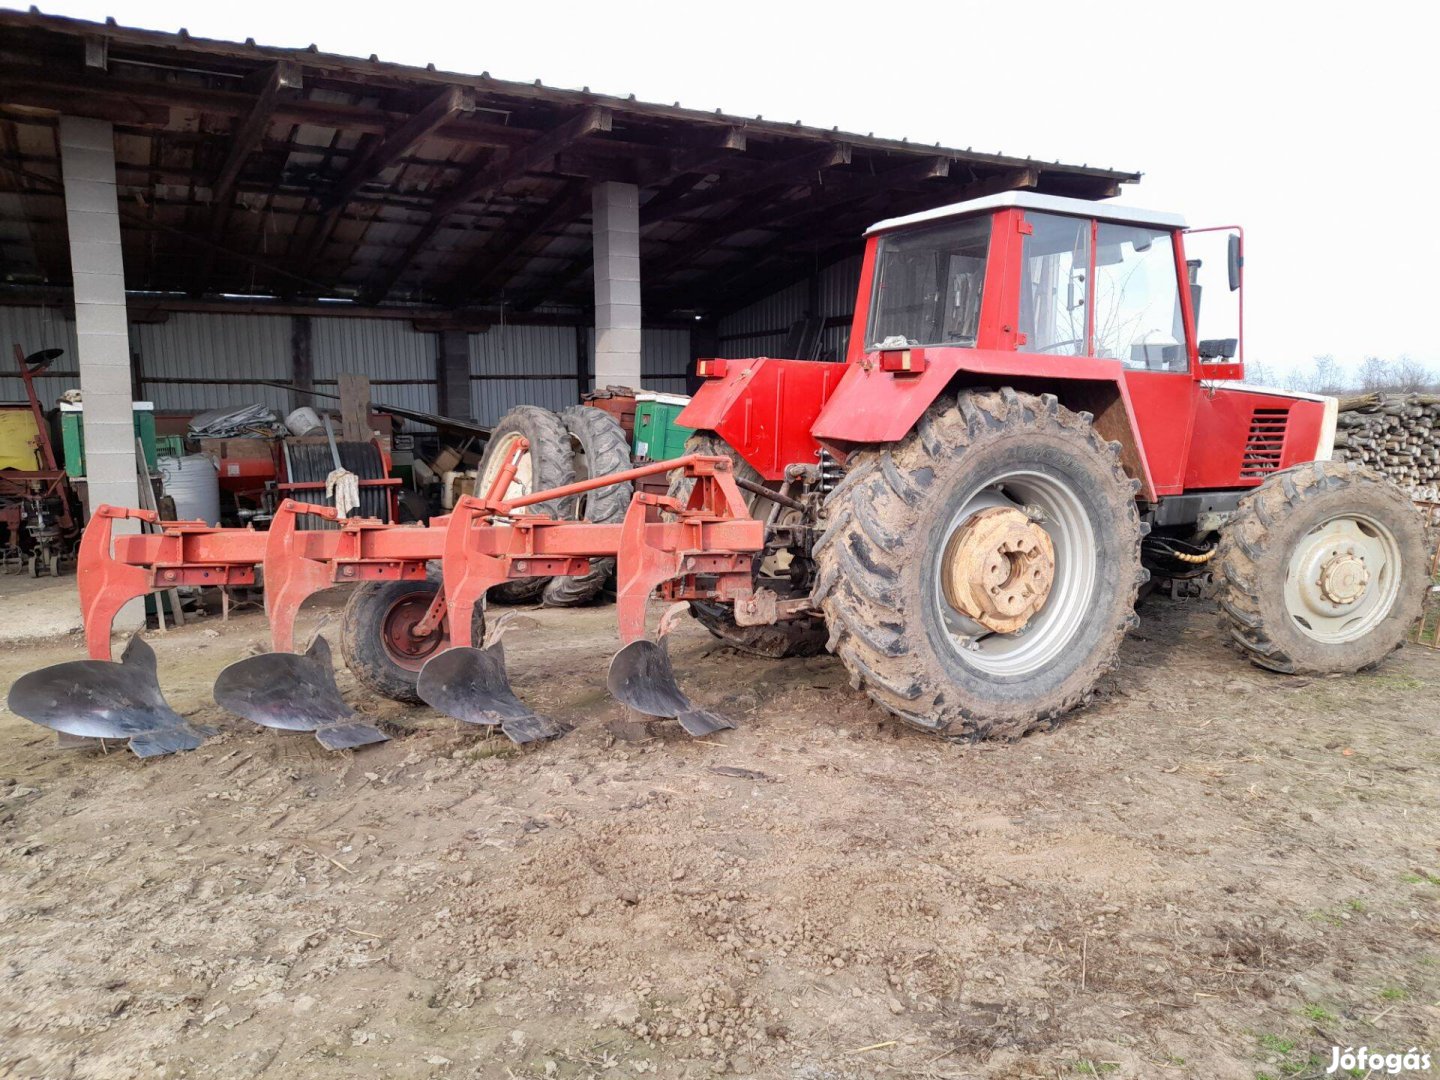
[{"left": 6, "top": 633, "right": 211, "bottom": 757}]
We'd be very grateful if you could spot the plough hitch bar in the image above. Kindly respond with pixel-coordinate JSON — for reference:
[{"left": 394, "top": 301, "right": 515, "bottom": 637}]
[{"left": 8, "top": 454, "right": 762, "bottom": 754}]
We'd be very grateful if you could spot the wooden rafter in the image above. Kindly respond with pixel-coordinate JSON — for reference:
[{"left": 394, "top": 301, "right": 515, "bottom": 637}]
[
  {"left": 293, "top": 85, "right": 475, "bottom": 277},
  {"left": 361, "top": 106, "right": 612, "bottom": 303}
]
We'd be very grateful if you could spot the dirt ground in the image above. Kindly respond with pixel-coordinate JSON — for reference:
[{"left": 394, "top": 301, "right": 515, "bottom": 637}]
[{"left": 1, "top": 591, "right": 1437, "bottom": 1080}]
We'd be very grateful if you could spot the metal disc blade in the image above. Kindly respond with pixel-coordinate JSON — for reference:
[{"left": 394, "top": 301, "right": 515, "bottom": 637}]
[
  {"left": 606, "top": 638, "right": 735, "bottom": 735},
  {"left": 417, "top": 644, "right": 566, "bottom": 744},
  {"left": 6, "top": 633, "right": 207, "bottom": 757},
  {"left": 214, "top": 636, "right": 381, "bottom": 749}
]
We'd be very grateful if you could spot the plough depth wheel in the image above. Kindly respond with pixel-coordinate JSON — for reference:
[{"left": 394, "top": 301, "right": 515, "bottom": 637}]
[{"left": 340, "top": 575, "right": 485, "bottom": 704}]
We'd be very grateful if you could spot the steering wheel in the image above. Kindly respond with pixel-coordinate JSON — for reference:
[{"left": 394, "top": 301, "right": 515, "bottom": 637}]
[{"left": 1032, "top": 338, "right": 1082, "bottom": 354}]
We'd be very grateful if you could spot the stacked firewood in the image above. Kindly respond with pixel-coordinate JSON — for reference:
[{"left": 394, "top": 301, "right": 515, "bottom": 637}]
[{"left": 1332, "top": 393, "right": 1440, "bottom": 501}]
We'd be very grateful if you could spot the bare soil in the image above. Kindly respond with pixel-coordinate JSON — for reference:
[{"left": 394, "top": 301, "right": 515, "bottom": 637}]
[{"left": 1, "top": 593, "right": 1437, "bottom": 1080}]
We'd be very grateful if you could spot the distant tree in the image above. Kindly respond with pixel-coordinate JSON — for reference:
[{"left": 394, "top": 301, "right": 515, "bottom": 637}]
[
  {"left": 1358, "top": 356, "right": 1392, "bottom": 391},
  {"left": 1287, "top": 354, "right": 1345, "bottom": 395},
  {"left": 1390, "top": 355, "right": 1435, "bottom": 393},
  {"left": 1243, "top": 358, "right": 1274, "bottom": 385}
]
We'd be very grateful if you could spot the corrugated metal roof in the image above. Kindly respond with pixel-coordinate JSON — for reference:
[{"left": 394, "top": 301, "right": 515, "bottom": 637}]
[{"left": 0, "top": 9, "right": 1137, "bottom": 323}]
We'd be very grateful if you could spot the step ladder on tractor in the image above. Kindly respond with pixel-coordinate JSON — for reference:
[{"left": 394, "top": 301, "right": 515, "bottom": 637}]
[{"left": 8, "top": 192, "right": 1429, "bottom": 756}]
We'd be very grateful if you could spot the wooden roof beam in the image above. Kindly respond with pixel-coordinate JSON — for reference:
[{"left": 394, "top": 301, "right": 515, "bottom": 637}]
[
  {"left": 292, "top": 85, "right": 476, "bottom": 277},
  {"left": 640, "top": 142, "right": 851, "bottom": 227},
  {"left": 361, "top": 106, "right": 611, "bottom": 303}
]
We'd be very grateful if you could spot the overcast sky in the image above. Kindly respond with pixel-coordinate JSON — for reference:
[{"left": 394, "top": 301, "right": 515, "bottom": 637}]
[{"left": 34, "top": 0, "right": 1439, "bottom": 377}]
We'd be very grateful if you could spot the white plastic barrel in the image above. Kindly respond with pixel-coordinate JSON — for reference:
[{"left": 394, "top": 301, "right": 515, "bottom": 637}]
[
  {"left": 159, "top": 454, "right": 221, "bottom": 526},
  {"left": 285, "top": 406, "right": 323, "bottom": 436}
]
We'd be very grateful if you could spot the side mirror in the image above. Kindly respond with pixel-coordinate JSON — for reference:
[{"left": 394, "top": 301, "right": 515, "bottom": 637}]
[{"left": 1227, "top": 233, "right": 1242, "bottom": 292}]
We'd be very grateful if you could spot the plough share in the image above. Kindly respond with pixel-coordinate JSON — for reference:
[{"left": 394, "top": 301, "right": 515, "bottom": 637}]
[{"left": 8, "top": 445, "right": 765, "bottom": 756}]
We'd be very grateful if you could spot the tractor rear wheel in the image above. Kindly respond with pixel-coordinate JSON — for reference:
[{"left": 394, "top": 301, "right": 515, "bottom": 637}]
[
  {"left": 542, "top": 405, "right": 634, "bottom": 607},
  {"left": 668, "top": 433, "right": 827, "bottom": 658},
  {"left": 1217, "top": 460, "right": 1428, "bottom": 674},
  {"left": 815, "top": 389, "right": 1145, "bottom": 739},
  {"left": 340, "top": 575, "right": 486, "bottom": 704},
  {"left": 476, "top": 406, "right": 577, "bottom": 604}
]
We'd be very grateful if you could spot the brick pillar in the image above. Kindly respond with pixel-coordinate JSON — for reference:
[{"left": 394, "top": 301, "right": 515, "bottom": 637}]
[
  {"left": 591, "top": 181, "right": 641, "bottom": 390},
  {"left": 60, "top": 115, "right": 141, "bottom": 633}
]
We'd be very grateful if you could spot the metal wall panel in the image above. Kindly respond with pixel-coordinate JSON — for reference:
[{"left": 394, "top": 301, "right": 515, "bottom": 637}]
[
  {"left": 313, "top": 315, "right": 438, "bottom": 418},
  {"left": 641, "top": 328, "right": 690, "bottom": 395},
  {"left": 469, "top": 322, "right": 577, "bottom": 424},
  {"left": 132, "top": 312, "right": 292, "bottom": 413},
  {"left": 0, "top": 305, "right": 81, "bottom": 408},
  {"left": 716, "top": 255, "right": 863, "bottom": 362}
]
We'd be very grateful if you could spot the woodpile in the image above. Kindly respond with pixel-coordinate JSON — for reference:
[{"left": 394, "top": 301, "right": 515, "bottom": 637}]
[{"left": 1332, "top": 393, "right": 1440, "bottom": 501}]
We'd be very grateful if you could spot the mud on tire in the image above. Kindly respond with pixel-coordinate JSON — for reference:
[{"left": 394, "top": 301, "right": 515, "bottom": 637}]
[
  {"left": 542, "top": 406, "right": 634, "bottom": 607},
  {"left": 340, "top": 574, "right": 485, "bottom": 704},
  {"left": 667, "top": 433, "right": 827, "bottom": 658},
  {"left": 813, "top": 389, "right": 1145, "bottom": 740},
  {"left": 476, "top": 406, "right": 576, "bottom": 605},
  {"left": 1217, "top": 459, "right": 1428, "bottom": 674}
]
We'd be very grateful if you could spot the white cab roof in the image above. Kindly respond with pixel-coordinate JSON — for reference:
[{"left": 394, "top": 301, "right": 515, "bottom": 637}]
[{"left": 865, "top": 191, "right": 1187, "bottom": 236}]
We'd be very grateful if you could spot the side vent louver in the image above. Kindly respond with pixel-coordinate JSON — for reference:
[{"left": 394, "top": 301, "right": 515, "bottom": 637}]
[{"left": 1241, "top": 407, "right": 1290, "bottom": 478}]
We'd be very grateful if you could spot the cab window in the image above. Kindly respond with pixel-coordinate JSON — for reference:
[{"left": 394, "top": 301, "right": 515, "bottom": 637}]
[
  {"left": 1093, "top": 224, "right": 1187, "bottom": 371},
  {"left": 1018, "top": 213, "right": 1090, "bottom": 355},
  {"left": 867, "top": 217, "right": 990, "bottom": 350}
]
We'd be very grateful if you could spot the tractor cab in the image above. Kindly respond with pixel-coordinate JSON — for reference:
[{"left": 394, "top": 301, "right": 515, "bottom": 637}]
[{"left": 855, "top": 191, "right": 1242, "bottom": 379}]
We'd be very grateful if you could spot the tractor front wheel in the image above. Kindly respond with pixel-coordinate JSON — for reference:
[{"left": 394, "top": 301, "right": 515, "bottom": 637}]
[
  {"left": 340, "top": 577, "right": 486, "bottom": 703},
  {"left": 815, "top": 389, "right": 1145, "bottom": 739},
  {"left": 1217, "top": 460, "right": 1428, "bottom": 674}
]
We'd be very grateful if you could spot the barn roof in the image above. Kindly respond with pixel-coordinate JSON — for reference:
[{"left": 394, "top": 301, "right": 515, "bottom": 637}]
[{"left": 0, "top": 8, "right": 1140, "bottom": 324}]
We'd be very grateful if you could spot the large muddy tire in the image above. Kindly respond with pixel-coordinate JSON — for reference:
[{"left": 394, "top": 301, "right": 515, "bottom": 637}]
[
  {"left": 340, "top": 574, "right": 486, "bottom": 704},
  {"left": 1217, "top": 460, "right": 1428, "bottom": 674},
  {"left": 814, "top": 389, "right": 1145, "bottom": 739},
  {"left": 476, "top": 406, "right": 576, "bottom": 605},
  {"left": 667, "top": 433, "right": 827, "bottom": 658},
  {"left": 542, "top": 406, "right": 634, "bottom": 607}
]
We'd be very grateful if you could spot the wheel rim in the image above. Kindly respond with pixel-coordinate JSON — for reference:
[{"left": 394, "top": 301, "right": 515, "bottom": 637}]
[
  {"left": 933, "top": 469, "right": 1098, "bottom": 677},
  {"left": 477, "top": 432, "right": 534, "bottom": 508},
  {"left": 1283, "top": 513, "right": 1401, "bottom": 643},
  {"left": 381, "top": 592, "right": 448, "bottom": 671}
]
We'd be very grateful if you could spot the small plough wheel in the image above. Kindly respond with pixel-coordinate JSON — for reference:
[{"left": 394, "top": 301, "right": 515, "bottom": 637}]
[
  {"left": 1217, "top": 460, "right": 1428, "bottom": 674},
  {"left": 667, "top": 433, "right": 827, "bottom": 658},
  {"left": 475, "top": 406, "right": 577, "bottom": 604},
  {"left": 814, "top": 389, "right": 1145, "bottom": 739},
  {"left": 542, "top": 406, "right": 634, "bottom": 607},
  {"left": 340, "top": 576, "right": 485, "bottom": 704}
]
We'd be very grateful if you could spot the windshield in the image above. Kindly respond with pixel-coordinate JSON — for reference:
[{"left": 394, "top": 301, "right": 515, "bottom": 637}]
[{"left": 866, "top": 217, "right": 990, "bottom": 350}]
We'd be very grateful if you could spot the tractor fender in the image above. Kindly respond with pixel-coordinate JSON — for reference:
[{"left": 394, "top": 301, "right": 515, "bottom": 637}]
[{"left": 808, "top": 348, "right": 1158, "bottom": 501}]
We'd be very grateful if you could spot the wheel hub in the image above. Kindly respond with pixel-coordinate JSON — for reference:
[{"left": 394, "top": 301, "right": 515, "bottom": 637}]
[
  {"left": 1318, "top": 552, "right": 1370, "bottom": 605},
  {"left": 941, "top": 507, "right": 1055, "bottom": 634}
]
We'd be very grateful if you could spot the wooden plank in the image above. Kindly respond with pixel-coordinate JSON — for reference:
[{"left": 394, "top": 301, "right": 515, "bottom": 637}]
[{"left": 338, "top": 374, "right": 372, "bottom": 441}]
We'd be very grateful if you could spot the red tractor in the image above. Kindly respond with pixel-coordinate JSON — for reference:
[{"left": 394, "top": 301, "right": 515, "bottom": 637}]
[
  {"left": 670, "top": 191, "right": 1427, "bottom": 738},
  {"left": 7, "top": 191, "right": 1428, "bottom": 755}
]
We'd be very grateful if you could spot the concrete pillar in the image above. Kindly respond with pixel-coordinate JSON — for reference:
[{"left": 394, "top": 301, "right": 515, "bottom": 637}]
[
  {"left": 436, "top": 329, "right": 473, "bottom": 420},
  {"left": 60, "top": 115, "right": 142, "bottom": 632},
  {"left": 591, "top": 181, "right": 642, "bottom": 390}
]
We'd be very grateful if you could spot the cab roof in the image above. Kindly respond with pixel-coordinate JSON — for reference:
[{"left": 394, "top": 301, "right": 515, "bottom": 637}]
[{"left": 865, "top": 191, "right": 1187, "bottom": 236}]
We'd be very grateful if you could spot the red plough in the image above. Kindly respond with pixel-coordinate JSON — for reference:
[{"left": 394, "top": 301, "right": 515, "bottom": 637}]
[{"left": 10, "top": 449, "right": 763, "bottom": 756}]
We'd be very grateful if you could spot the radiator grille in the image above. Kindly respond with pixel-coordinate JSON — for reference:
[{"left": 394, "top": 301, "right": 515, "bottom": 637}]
[{"left": 1240, "top": 407, "right": 1290, "bottom": 478}]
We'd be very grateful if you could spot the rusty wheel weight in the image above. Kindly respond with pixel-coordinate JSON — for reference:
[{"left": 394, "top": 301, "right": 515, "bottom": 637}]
[{"left": 941, "top": 506, "right": 1056, "bottom": 635}]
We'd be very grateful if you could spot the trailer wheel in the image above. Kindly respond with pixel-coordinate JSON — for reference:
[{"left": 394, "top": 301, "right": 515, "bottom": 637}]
[
  {"left": 1217, "top": 460, "right": 1427, "bottom": 674},
  {"left": 668, "top": 433, "right": 828, "bottom": 658},
  {"left": 476, "top": 406, "right": 577, "bottom": 604},
  {"left": 815, "top": 389, "right": 1145, "bottom": 739},
  {"left": 542, "top": 406, "right": 634, "bottom": 607},
  {"left": 340, "top": 576, "right": 486, "bottom": 704}
]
